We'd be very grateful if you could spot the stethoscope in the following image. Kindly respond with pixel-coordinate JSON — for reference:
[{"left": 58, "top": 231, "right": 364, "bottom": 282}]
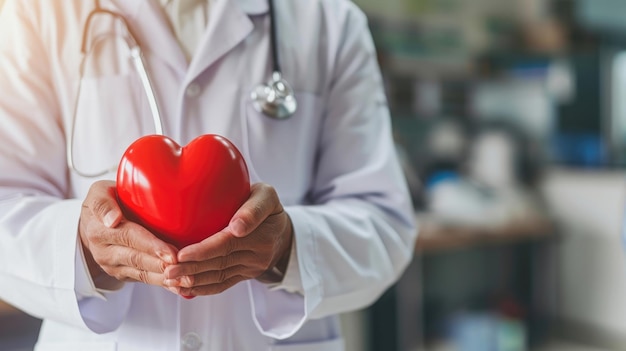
[{"left": 68, "top": 0, "right": 297, "bottom": 178}]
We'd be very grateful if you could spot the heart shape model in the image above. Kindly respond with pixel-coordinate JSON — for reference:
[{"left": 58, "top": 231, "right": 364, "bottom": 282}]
[{"left": 116, "top": 134, "right": 250, "bottom": 249}]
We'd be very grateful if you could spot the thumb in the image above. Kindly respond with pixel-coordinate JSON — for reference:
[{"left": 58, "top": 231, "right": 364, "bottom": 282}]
[
  {"left": 102, "top": 208, "right": 122, "bottom": 228},
  {"left": 228, "top": 219, "right": 248, "bottom": 238},
  {"left": 227, "top": 183, "right": 280, "bottom": 238},
  {"left": 88, "top": 180, "right": 124, "bottom": 228}
]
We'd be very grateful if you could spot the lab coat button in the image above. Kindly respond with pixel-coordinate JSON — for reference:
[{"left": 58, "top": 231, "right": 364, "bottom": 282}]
[
  {"left": 186, "top": 83, "right": 202, "bottom": 98},
  {"left": 181, "top": 332, "right": 202, "bottom": 350}
]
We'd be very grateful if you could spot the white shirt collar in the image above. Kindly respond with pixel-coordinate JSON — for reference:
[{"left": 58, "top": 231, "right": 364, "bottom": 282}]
[
  {"left": 158, "top": 0, "right": 267, "bottom": 15},
  {"left": 113, "top": 0, "right": 267, "bottom": 17}
]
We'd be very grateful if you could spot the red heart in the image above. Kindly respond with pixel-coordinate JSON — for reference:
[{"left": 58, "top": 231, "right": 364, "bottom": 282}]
[{"left": 116, "top": 134, "right": 250, "bottom": 249}]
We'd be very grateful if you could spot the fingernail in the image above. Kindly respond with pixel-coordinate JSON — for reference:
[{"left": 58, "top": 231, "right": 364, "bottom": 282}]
[
  {"left": 103, "top": 211, "right": 118, "bottom": 228},
  {"left": 167, "top": 287, "right": 179, "bottom": 294},
  {"left": 157, "top": 252, "right": 175, "bottom": 264},
  {"left": 230, "top": 219, "right": 246, "bottom": 237}
]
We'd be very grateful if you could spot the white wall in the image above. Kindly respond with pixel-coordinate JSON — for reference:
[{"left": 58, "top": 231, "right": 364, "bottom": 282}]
[{"left": 541, "top": 169, "right": 626, "bottom": 348}]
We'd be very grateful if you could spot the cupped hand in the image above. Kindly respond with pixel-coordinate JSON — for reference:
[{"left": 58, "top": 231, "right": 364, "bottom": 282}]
[
  {"left": 79, "top": 180, "right": 179, "bottom": 290},
  {"left": 163, "top": 183, "right": 293, "bottom": 297}
]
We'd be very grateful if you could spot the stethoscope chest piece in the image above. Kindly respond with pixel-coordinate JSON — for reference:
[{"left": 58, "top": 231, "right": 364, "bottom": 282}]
[{"left": 251, "top": 71, "right": 297, "bottom": 120}]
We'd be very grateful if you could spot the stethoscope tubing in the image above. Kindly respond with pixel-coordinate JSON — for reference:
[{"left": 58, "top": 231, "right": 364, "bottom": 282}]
[
  {"left": 267, "top": 0, "right": 281, "bottom": 73},
  {"left": 68, "top": 0, "right": 295, "bottom": 177},
  {"left": 68, "top": 6, "right": 164, "bottom": 178}
]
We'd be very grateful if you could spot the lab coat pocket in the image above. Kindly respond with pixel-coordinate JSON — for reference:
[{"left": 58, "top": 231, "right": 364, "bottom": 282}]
[
  {"left": 34, "top": 341, "right": 116, "bottom": 351},
  {"left": 242, "top": 92, "right": 324, "bottom": 205},
  {"left": 270, "top": 338, "right": 344, "bottom": 351},
  {"left": 70, "top": 74, "right": 150, "bottom": 178}
]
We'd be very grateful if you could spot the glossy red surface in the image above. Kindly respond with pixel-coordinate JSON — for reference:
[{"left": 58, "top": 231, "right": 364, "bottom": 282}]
[{"left": 116, "top": 134, "right": 250, "bottom": 249}]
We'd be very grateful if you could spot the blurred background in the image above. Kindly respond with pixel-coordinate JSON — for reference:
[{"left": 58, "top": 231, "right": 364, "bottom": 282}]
[{"left": 2, "top": 0, "right": 626, "bottom": 350}]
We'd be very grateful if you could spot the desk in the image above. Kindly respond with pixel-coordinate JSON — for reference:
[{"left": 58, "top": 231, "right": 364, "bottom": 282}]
[
  {"left": 369, "top": 216, "right": 558, "bottom": 351},
  {"left": 415, "top": 217, "right": 556, "bottom": 253}
]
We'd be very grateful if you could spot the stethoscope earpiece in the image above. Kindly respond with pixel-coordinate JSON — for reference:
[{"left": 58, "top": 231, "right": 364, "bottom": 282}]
[{"left": 251, "top": 71, "right": 297, "bottom": 120}]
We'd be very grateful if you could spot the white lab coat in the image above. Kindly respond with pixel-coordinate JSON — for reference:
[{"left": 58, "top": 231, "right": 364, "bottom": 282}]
[{"left": 0, "top": 0, "right": 417, "bottom": 350}]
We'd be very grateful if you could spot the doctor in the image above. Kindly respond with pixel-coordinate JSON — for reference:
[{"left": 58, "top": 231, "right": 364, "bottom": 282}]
[{"left": 0, "top": 0, "right": 416, "bottom": 350}]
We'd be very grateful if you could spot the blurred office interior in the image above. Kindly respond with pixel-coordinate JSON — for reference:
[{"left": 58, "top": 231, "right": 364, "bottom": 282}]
[
  {"left": 348, "top": 0, "right": 626, "bottom": 350},
  {"left": 2, "top": 0, "right": 626, "bottom": 350}
]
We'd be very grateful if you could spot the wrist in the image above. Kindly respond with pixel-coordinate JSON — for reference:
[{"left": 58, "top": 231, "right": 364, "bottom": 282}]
[
  {"left": 79, "top": 225, "right": 123, "bottom": 290},
  {"left": 257, "top": 214, "right": 293, "bottom": 284}
]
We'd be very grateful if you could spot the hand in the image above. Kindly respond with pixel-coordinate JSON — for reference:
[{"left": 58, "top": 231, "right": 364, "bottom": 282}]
[
  {"left": 79, "top": 180, "right": 178, "bottom": 290},
  {"left": 163, "top": 183, "right": 294, "bottom": 297}
]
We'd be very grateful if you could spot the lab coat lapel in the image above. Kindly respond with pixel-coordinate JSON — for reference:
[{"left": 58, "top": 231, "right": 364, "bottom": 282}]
[
  {"left": 111, "top": 0, "right": 188, "bottom": 77},
  {"left": 185, "top": 0, "right": 268, "bottom": 83}
]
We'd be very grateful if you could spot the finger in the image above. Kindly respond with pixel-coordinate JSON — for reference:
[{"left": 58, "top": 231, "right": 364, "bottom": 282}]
[
  {"left": 85, "top": 180, "right": 123, "bottom": 228},
  {"left": 165, "top": 251, "right": 256, "bottom": 279},
  {"left": 228, "top": 183, "right": 281, "bottom": 238},
  {"left": 177, "top": 230, "right": 239, "bottom": 262},
  {"left": 179, "top": 275, "right": 247, "bottom": 297},
  {"left": 95, "top": 245, "right": 168, "bottom": 274},
  {"left": 109, "top": 222, "right": 178, "bottom": 265},
  {"left": 165, "top": 265, "right": 251, "bottom": 288},
  {"left": 102, "top": 266, "right": 165, "bottom": 287}
]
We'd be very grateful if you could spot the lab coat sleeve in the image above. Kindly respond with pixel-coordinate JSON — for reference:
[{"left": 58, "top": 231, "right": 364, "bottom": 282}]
[
  {"left": 0, "top": 0, "right": 134, "bottom": 334},
  {"left": 247, "top": 3, "right": 417, "bottom": 339}
]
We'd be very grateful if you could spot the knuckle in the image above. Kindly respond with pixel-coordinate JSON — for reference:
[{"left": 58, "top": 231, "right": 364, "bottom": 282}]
[
  {"left": 261, "top": 184, "right": 279, "bottom": 202},
  {"left": 268, "top": 187, "right": 280, "bottom": 203},
  {"left": 237, "top": 251, "right": 250, "bottom": 264},
  {"left": 229, "top": 265, "right": 245, "bottom": 280},
  {"left": 259, "top": 183, "right": 274, "bottom": 194},
  {"left": 116, "top": 228, "right": 132, "bottom": 248},
  {"left": 225, "top": 239, "right": 237, "bottom": 256},
  {"left": 158, "top": 260, "right": 167, "bottom": 273},
  {"left": 129, "top": 252, "right": 141, "bottom": 269},
  {"left": 251, "top": 202, "right": 265, "bottom": 220},
  {"left": 227, "top": 253, "right": 237, "bottom": 268},
  {"left": 90, "top": 180, "right": 108, "bottom": 192},
  {"left": 138, "top": 270, "right": 149, "bottom": 284},
  {"left": 217, "top": 269, "right": 227, "bottom": 283},
  {"left": 218, "top": 256, "right": 229, "bottom": 270},
  {"left": 89, "top": 198, "right": 110, "bottom": 219}
]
